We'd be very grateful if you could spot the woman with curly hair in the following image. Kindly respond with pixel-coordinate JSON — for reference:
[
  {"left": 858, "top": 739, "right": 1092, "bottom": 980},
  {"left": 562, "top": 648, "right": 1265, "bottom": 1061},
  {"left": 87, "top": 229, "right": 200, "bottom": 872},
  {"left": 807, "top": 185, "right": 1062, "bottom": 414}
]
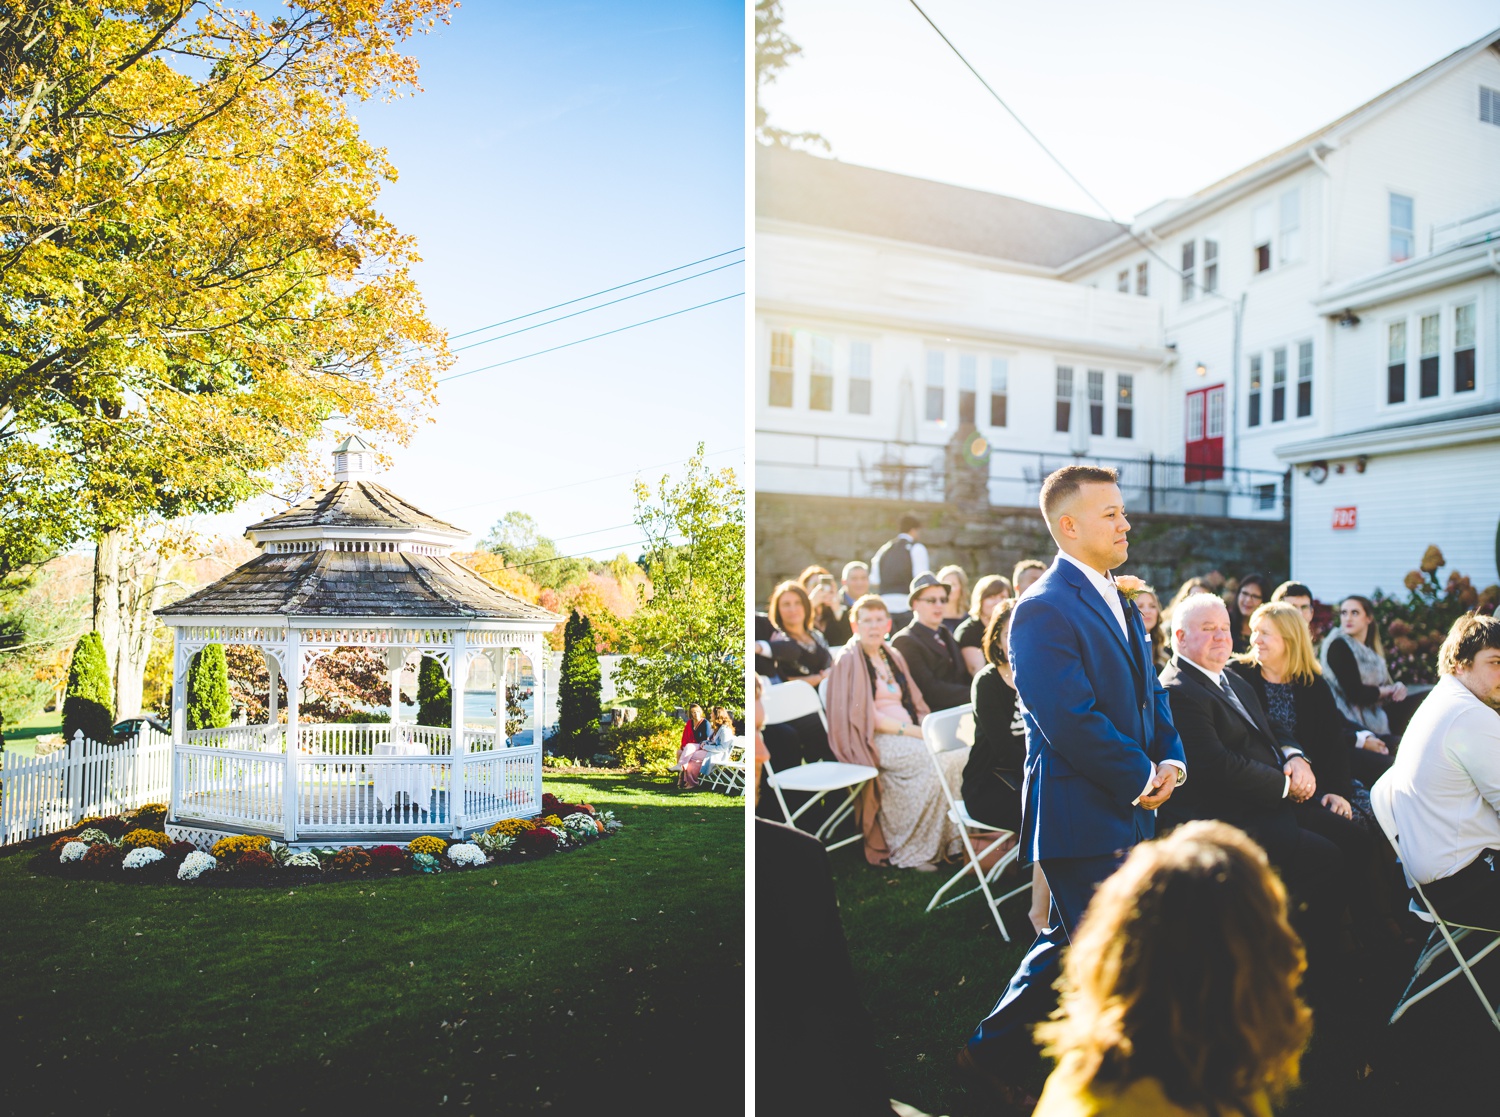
[{"left": 1033, "top": 820, "right": 1311, "bottom": 1117}]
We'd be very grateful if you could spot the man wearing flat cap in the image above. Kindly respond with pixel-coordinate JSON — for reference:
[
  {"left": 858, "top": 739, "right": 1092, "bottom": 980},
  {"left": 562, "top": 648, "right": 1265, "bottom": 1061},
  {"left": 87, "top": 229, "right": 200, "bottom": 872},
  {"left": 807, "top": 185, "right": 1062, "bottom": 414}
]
[{"left": 891, "top": 572, "right": 972, "bottom": 711}]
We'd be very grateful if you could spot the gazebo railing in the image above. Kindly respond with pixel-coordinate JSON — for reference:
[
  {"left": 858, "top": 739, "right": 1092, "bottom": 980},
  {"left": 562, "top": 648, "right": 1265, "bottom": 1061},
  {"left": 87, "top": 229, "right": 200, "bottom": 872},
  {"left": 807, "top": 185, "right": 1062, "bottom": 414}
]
[
  {"left": 182, "top": 722, "right": 511, "bottom": 757},
  {"left": 175, "top": 746, "right": 287, "bottom": 830}
]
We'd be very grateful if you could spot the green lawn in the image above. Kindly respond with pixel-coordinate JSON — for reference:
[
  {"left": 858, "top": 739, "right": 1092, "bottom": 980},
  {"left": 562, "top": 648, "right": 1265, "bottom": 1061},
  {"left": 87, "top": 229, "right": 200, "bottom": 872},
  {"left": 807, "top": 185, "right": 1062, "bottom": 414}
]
[
  {"left": 829, "top": 842, "right": 1497, "bottom": 1117},
  {"left": 2, "top": 708, "right": 63, "bottom": 755},
  {"left": 0, "top": 773, "right": 744, "bottom": 1114}
]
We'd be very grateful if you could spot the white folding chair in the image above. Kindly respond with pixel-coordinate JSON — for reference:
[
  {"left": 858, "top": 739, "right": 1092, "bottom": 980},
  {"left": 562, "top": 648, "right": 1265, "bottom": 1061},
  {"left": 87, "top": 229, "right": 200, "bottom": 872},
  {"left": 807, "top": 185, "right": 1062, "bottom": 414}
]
[
  {"left": 762, "top": 680, "right": 877, "bottom": 851},
  {"left": 701, "top": 739, "right": 746, "bottom": 795},
  {"left": 1371, "top": 797, "right": 1500, "bottom": 1031},
  {"left": 920, "top": 704, "right": 1030, "bottom": 942}
]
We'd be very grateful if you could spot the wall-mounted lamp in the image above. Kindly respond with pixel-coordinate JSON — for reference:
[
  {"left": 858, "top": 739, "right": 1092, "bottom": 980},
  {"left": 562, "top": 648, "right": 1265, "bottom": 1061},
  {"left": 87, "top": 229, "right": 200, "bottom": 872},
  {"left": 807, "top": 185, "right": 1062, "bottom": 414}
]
[
  {"left": 1194, "top": 362, "right": 1208, "bottom": 378},
  {"left": 1355, "top": 455, "right": 1368, "bottom": 474},
  {"left": 1336, "top": 309, "right": 1361, "bottom": 328},
  {"left": 1304, "top": 460, "right": 1329, "bottom": 484}
]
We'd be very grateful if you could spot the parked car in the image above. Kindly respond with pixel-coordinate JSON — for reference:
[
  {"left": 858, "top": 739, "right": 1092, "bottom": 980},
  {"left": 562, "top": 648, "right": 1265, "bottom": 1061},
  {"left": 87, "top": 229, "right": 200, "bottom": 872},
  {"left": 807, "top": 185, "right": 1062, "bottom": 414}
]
[{"left": 111, "top": 714, "right": 170, "bottom": 741}]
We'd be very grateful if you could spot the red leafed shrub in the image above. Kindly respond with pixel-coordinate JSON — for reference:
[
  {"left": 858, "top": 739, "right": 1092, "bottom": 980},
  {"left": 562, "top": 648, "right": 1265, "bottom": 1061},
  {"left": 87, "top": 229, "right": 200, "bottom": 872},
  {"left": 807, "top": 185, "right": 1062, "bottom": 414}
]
[
  {"left": 517, "top": 827, "right": 558, "bottom": 856},
  {"left": 368, "top": 845, "right": 409, "bottom": 871},
  {"left": 235, "top": 850, "right": 276, "bottom": 872},
  {"left": 82, "top": 843, "right": 125, "bottom": 873},
  {"left": 164, "top": 841, "right": 197, "bottom": 865},
  {"left": 50, "top": 835, "right": 77, "bottom": 856},
  {"left": 541, "top": 792, "right": 562, "bottom": 812}
]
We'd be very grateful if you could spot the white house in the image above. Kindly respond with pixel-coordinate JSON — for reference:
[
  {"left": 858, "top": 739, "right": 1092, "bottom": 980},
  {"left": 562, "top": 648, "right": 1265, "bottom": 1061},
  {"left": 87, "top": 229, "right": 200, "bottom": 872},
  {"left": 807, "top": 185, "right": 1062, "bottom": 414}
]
[{"left": 757, "top": 27, "right": 1500, "bottom": 595}]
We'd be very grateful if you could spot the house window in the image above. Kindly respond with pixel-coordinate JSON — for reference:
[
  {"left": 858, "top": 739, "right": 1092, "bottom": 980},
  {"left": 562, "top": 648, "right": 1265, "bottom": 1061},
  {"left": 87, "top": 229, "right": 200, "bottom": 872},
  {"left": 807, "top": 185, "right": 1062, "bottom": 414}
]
[
  {"left": 1387, "top": 320, "right": 1406, "bottom": 404},
  {"left": 958, "top": 354, "right": 977, "bottom": 425},
  {"left": 1279, "top": 189, "right": 1301, "bottom": 263},
  {"left": 1257, "top": 483, "right": 1277, "bottom": 510},
  {"left": 1391, "top": 194, "right": 1415, "bottom": 263},
  {"left": 1419, "top": 313, "right": 1440, "bottom": 397},
  {"left": 1088, "top": 369, "right": 1105, "bottom": 435},
  {"left": 848, "top": 340, "right": 872, "bottom": 414},
  {"left": 1135, "top": 261, "right": 1148, "bottom": 296},
  {"left": 1271, "top": 347, "right": 1286, "bottom": 422},
  {"left": 989, "top": 357, "right": 1008, "bottom": 427},
  {"left": 925, "top": 349, "right": 945, "bottom": 421},
  {"left": 1207, "top": 385, "right": 1225, "bottom": 438},
  {"left": 1481, "top": 86, "right": 1500, "bottom": 125},
  {"left": 1455, "top": 303, "right": 1476, "bottom": 393},
  {"left": 1117, "top": 269, "right": 1130, "bottom": 293},
  {"left": 1203, "top": 239, "right": 1219, "bottom": 293},
  {"left": 1186, "top": 390, "right": 1204, "bottom": 442},
  {"left": 1116, "top": 373, "right": 1134, "bottom": 439},
  {"left": 1181, "top": 241, "right": 1196, "bottom": 301},
  {"left": 1055, "top": 367, "right": 1073, "bottom": 433},
  {"left": 1296, "top": 340, "right": 1313, "bottom": 418},
  {"left": 769, "top": 329, "right": 794, "bottom": 407},
  {"left": 1253, "top": 203, "right": 1273, "bottom": 273},
  {"left": 1247, "top": 354, "right": 1262, "bottom": 427},
  {"left": 809, "top": 334, "right": 833, "bottom": 411}
]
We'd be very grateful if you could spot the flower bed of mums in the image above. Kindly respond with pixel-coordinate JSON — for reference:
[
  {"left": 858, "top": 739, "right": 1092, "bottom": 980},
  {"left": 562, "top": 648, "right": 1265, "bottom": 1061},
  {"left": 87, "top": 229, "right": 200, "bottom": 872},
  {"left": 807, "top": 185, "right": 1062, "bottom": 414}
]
[{"left": 30, "top": 794, "right": 623, "bottom": 886}]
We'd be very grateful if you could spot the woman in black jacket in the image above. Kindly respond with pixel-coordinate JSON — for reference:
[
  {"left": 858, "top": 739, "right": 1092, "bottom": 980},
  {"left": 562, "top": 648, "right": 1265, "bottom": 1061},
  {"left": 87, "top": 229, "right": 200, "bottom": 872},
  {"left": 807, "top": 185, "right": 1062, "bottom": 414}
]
[
  {"left": 961, "top": 598, "right": 1025, "bottom": 833},
  {"left": 1230, "top": 601, "right": 1400, "bottom": 946}
]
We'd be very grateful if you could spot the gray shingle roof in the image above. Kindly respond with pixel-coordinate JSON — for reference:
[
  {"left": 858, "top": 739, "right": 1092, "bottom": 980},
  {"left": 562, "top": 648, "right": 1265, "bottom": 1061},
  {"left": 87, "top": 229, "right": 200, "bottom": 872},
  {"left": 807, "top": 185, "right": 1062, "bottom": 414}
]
[
  {"left": 756, "top": 144, "right": 1125, "bottom": 268},
  {"left": 246, "top": 481, "right": 465, "bottom": 536},
  {"left": 157, "top": 550, "right": 560, "bottom": 622}
]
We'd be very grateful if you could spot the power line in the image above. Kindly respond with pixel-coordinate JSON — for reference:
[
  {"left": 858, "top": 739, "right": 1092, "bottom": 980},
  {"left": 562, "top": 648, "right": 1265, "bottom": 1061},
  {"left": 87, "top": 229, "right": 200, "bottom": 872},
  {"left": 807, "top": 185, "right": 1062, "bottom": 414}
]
[
  {"left": 905, "top": 0, "right": 1227, "bottom": 304},
  {"left": 451, "top": 258, "right": 743, "bottom": 354},
  {"left": 436, "top": 292, "right": 744, "bottom": 384},
  {"left": 448, "top": 247, "right": 745, "bottom": 342}
]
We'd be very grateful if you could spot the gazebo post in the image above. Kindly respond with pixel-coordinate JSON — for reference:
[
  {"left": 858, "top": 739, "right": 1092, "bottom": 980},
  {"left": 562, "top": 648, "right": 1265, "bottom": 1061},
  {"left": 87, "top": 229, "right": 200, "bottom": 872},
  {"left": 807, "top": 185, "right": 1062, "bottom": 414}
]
[
  {"left": 385, "top": 648, "right": 406, "bottom": 741},
  {"left": 168, "top": 628, "right": 186, "bottom": 825},
  {"left": 450, "top": 632, "right": 468, "bottom": 837},
  {"left": 282, "top": 628, "right": 301, "bottom": 842},
  {"left": 493, "top": 648, "right": 507, "bottom": 747},
  {"left": 530, "top": 638, "right": 545, "bottom": 811},
  {"left": 264, "top": 650, "right": 279, "bottom": 749}
]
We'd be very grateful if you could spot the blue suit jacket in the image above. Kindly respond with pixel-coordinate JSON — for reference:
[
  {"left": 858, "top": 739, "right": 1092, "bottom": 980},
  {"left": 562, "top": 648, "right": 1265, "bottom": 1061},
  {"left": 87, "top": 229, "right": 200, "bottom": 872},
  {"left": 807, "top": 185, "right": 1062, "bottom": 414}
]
[{"left": 1009, "top": 559, "right": 1186, "bottom": 862}]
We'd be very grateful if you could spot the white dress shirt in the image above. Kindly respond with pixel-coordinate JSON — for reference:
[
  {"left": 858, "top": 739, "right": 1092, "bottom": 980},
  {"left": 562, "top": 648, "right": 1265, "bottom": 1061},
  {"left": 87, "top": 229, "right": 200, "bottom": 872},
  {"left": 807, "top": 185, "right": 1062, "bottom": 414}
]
[
  {"left": 1372, "top": 673, "right": 1500, "bottom": 885},
  {"left": 1055, "top": 551, "right": 1184, "bottom": 801},
  {"left": 1177, "top": 653, "right": 1299, "bottom": 798}
]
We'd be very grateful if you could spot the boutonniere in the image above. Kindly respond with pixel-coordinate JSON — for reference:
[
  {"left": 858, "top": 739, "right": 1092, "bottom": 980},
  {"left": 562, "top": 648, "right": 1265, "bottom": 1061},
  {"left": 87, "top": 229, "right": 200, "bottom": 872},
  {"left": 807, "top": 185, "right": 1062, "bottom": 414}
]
[{"left": 1114, "top": 575, "right": 1148, "bottom": 603}]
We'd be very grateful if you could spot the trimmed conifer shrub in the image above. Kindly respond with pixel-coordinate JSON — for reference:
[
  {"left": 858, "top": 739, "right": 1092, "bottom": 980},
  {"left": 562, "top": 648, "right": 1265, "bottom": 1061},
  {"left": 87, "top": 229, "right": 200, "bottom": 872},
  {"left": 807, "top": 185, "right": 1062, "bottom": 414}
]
[
  {"left": 417, "top": 655, "right": 451, "bottom": 727},
  {"left": 186, "top": 643, "right": 232, "bottom": 731},
  {"left": 62, "top": 632, "right": 114, "bottom": 745},
  {"left": 557, "top": 609, "right": 602, "bottom": 757}
]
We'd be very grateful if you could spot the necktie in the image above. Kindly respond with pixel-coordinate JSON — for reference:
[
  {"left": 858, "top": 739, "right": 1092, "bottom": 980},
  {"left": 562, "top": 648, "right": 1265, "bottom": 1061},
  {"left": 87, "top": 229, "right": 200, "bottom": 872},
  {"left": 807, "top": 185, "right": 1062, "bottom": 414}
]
[{"left": 1218, "top": 674, "right": 1255, "bottom": 724}]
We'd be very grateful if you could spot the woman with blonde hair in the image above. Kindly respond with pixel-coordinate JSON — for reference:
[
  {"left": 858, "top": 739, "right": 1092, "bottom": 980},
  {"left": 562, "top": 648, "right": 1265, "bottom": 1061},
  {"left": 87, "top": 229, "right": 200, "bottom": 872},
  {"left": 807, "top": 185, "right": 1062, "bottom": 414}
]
[
  {"left": 936, "top": 564, "right": 969, "bottom": 633},
  {"left": 1033, "top": 820, "right": 1311, "bottom": 1117},
  {"left": 954, "top": 573, "right": 1013, "bottom": 674}
]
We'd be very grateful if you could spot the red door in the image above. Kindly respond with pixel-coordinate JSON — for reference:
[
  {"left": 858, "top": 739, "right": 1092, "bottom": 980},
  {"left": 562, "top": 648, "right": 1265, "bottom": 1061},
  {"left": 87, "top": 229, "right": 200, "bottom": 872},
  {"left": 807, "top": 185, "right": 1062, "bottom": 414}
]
[{"left": 1185, "top": 384, "right": 1224, "bottom": 482}]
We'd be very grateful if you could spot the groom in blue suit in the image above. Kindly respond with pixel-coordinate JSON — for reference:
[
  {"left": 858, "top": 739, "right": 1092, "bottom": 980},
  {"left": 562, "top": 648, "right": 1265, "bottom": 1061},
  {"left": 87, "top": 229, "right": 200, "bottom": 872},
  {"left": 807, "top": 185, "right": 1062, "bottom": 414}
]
[{"left": 959, "top": 465, "right": 1187, "bottom": 1106}]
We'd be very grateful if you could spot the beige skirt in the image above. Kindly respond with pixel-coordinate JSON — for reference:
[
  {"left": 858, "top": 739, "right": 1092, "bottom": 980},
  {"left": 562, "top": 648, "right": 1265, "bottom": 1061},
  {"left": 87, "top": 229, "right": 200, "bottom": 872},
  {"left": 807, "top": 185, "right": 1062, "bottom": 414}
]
[{"left": 872, "top": 733, "right": 966, "bottom": 869}]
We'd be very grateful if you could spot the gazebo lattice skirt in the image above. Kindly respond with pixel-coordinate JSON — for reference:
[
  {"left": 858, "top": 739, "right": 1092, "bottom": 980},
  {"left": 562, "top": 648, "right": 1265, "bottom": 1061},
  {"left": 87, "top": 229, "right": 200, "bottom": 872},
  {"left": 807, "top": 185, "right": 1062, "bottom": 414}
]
[{"left": 173, "top": 723, "right": 541, "bottom": 840}]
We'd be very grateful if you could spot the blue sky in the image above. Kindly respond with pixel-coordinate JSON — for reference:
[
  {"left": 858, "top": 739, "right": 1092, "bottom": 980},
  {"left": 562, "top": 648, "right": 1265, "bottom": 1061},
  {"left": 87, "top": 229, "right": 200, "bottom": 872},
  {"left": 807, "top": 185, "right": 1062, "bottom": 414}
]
[
  {"left": 762, "top": 0, "right": 1498, "bottom": 222},
  {"left": 213, "top": 1, "right": 746, "bottom": 556}
]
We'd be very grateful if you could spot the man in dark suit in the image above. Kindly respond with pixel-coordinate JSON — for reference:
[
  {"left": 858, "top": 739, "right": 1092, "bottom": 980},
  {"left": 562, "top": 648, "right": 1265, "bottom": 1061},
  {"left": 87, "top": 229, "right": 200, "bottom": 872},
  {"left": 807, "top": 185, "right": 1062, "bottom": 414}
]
[
  {"left": 891, "top": 572, "right": 971, "bottom": 710},
  {"left": 960, "top": 466, "right": 1185, "bottom": 1110},
  {"left": 1159, "top": 592, "right": 1345, "bottom": 969}
]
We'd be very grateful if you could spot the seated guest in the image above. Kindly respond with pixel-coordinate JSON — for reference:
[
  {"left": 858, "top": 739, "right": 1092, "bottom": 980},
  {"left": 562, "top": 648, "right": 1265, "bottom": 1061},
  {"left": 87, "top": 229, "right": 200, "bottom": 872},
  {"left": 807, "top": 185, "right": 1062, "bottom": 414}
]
[
  {"left": 937, "top": 564, "right": 969, "bottom": 633},
  {"left": 1134, "top": 584, "right": 1169, "bottom": 670},
  {"left": 1227, "top": 573, "right": 1270, "bottom": 655},
  {"left": 825, "top": 594, "right": 965, "bottom": 870},
  {"left": 1372, "top": 613, "right": 1500, "bottom": 932},
  {"left": 754, "top": 612, "right": 778, "bottom": 679},
  {"left": 1230, "top": 602, "right": 1398, "bottom": 942},
  {"left": 892, "top": 573, "right": 973, "bottom": 709},
  {"left": 698, "top": 707, "right": 737, "bottom": 781},
  {"left": 1163, "top": 576, "right": 1212, "bottom": 630},
  {"left": 1159, "top": 594, "right": 1344, "bottom": 974},
  {"left": 840, "top": 560, "right": 870, "bottom": 609},
  {"left": 806, "top": 570, "right": 852, "bottom": 647},
  {"left": 1033, "top": 820, "right": 1311, "bottom": 1117},
  {"left": 676, "top": 704, "right": 710, "bottom": 788},
  {"left": 955, "top": 574, "right": 1012, "bottom": 674},
  {"left": 767, "top": 580, "right": 833, "bottom": 687},
  {"left": 798, "top": 564, "right": 832, "bottom": 589},
  {"left": 1011, "top": 558, "right": 1047, "bottom": 598},
  {"left": 1320, "top": 594, "right": 1406, "bottom": 736},
  {"left": 1270, "top": 580, "right": 1316, "bottom": 626},
  {"left": 962, "top": 598, "right": 1025, "bottom": 833}
]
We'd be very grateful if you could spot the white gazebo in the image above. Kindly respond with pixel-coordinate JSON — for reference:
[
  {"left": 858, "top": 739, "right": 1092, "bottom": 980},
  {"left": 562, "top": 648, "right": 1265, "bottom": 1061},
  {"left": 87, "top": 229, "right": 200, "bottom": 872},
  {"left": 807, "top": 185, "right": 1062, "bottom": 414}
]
[{"left": 157, "top": 437, "right": 562, "bottom": 844}]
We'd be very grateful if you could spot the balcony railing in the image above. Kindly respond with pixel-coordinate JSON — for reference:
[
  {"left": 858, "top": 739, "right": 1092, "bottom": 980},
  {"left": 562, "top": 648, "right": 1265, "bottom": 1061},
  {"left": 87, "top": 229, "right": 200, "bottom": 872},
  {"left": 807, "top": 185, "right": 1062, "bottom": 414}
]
[{"left": 755, "top": 430, "right": 1290, "bottom": 520}]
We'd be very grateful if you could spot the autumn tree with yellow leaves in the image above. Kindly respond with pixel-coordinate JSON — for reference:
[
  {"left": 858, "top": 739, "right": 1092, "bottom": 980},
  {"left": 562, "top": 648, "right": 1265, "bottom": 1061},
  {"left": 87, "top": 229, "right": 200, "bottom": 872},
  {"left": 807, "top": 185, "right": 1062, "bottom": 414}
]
[{"left": 0, "top": 1, "right": 455, "bottom": 715}]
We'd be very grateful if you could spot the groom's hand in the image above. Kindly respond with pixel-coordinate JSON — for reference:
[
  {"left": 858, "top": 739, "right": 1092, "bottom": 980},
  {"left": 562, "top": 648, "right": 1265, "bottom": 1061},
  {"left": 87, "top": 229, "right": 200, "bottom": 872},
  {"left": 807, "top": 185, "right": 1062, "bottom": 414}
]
[{"left": 1138, "top": 764, "right": 1176, "bottom": 810}]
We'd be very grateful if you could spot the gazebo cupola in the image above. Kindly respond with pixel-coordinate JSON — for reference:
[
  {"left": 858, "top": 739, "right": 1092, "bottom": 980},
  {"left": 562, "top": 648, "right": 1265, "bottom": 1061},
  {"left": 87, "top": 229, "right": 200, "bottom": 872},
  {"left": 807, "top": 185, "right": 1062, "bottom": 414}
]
[{"left": 155, "top": 442, "right": 562, "bottom": 845}]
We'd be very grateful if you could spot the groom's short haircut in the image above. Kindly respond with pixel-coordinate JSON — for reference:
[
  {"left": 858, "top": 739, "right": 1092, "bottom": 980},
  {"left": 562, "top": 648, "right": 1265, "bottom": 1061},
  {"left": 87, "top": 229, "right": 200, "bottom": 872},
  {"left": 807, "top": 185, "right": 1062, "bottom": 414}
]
[
  {"left": 1172, "top": 592, "right": 1229, "bottom": 652},
  {"left": 1039, "top": 464, "right": 1121, "bottom": 524},
  {"left": 1437, "top": 612, "right": 1500, "bottom": 676}
]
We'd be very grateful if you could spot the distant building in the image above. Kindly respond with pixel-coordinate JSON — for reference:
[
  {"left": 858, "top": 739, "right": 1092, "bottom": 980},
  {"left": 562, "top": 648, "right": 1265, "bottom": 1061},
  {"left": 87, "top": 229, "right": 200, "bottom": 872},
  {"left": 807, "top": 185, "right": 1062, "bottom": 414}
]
[{"left": 757, "top": 27, "right": 1500, "bottom": 595}]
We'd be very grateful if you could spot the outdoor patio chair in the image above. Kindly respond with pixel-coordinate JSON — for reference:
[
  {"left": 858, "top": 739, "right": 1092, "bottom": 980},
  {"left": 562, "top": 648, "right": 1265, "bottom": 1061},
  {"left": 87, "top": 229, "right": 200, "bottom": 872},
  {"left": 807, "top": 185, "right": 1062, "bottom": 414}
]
[
  {"left": 701, "top": 739, "right": 746, "bottom": 795},
  {"left": 1371, "top": 799, "right": 1500, "bottom": 1032},
  {"left": 919, "top": 704, "right": 1030, "bottom": 941},
  {"left": 761, "top": 680, "right": 876, "bottom": 852}
]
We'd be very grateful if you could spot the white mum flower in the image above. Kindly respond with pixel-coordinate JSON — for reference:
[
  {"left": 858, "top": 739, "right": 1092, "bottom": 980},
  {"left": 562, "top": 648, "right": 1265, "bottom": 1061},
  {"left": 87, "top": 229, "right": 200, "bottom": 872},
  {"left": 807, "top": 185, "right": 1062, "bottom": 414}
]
[
  {"left": 60, "top": 841, "right": 88, "bottom": 863},
  {"left": 178, "top": 850, "right": 217, "bottom": 880},
  {"left": 75, "top": 827, "right": 111, "bottom": 845},
  {"left": 123, "top": 847, "right": 165, "bottom": 870},
  {"left": 447, "top": 842, "right": 487, "bottom": 867},
  {"left": 285, "top": 851, "right": 322, "bottom": 870},
  {"left": 562, "top": 814, "right": 598, "bottom": 840}
]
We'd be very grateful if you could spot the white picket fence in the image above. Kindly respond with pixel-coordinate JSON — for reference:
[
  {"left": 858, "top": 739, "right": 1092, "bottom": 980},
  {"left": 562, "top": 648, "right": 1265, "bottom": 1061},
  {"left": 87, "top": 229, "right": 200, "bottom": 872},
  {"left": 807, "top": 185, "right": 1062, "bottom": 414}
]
[{"left": 1, "top": 727, "right": 172, "bottom": 846}]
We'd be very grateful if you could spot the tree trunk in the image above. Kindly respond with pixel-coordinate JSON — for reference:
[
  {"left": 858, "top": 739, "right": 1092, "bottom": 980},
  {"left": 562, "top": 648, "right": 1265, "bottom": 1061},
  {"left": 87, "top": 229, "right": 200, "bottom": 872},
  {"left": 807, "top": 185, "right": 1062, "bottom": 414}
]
[
  {"left": 114, "top": 539, "right": 165, "bottom": 719},
  {"left": 92, "top": 526, "right": 122, "bottom": 696}
]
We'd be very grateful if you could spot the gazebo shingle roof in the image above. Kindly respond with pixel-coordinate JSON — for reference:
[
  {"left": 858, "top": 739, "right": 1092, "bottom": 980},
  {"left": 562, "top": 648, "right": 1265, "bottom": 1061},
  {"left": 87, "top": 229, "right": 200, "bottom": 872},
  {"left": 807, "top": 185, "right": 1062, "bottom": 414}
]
[
  {"left": 157, "top": 550, "right": 558, "bottom": 621},
  {"left": 246, "top": 481, "right": 465, "bottom": 536}
]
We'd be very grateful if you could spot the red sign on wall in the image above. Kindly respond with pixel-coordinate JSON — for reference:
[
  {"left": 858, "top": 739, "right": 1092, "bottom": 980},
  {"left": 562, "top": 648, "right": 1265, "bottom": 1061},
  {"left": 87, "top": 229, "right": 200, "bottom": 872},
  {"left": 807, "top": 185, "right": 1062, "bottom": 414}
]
[{"left": 1332, "top": 506, "right": 1358, "bottom": 530}]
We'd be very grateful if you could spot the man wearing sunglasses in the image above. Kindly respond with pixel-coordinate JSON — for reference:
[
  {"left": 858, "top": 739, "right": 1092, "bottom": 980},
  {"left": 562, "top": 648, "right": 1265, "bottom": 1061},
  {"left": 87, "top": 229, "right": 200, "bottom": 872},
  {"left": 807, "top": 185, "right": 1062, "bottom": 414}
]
[{"left": 891, "top": 572, "right": 973, "bottom": 711}]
